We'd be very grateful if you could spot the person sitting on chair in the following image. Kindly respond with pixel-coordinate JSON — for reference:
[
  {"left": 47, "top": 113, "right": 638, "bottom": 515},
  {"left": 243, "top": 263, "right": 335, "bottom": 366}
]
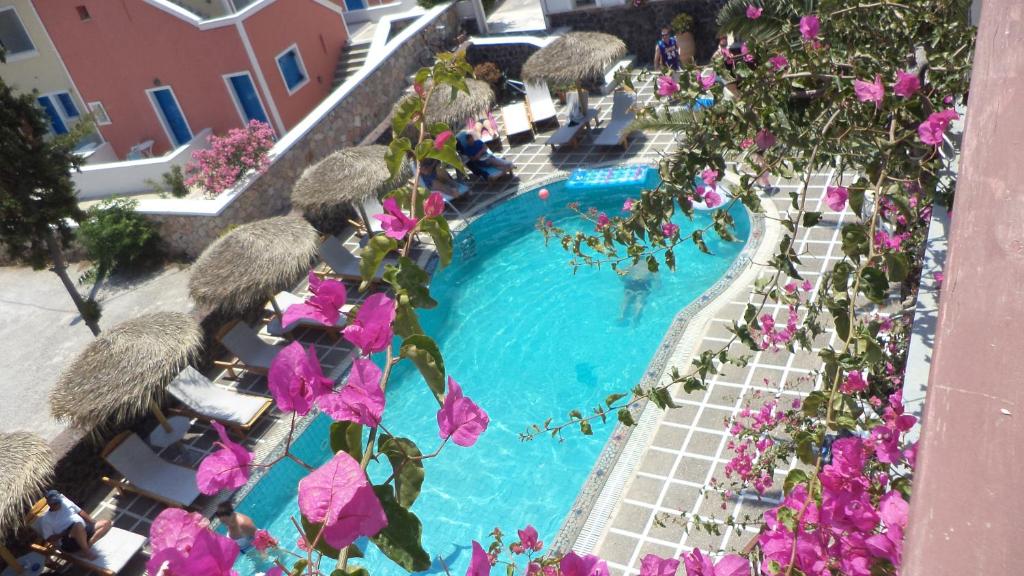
[
  {"left": 38, "top": 490, "right": 112, "bottom": 559},
  {"left": 456, "top": 131, "right": 514, "bottom": 181},
  {"left": 419, "top": 158, "right": 469, "bottom": 198}
]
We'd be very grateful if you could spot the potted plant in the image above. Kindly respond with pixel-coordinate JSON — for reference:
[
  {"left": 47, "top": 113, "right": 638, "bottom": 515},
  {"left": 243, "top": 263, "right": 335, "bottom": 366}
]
[{"left": 671, "top": 13, "right": 697, "bottom": 66}]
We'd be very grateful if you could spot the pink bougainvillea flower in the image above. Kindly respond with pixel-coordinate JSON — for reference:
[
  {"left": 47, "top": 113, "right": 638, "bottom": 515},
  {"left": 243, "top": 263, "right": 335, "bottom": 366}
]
[
  {"left": 343, "top": 293, "right": 396, "bottom": 355},
  {"left": 414, "top": 82, "right": 426, "bottom": 98},
  {"left": 746, "top": 5, "right": 762, "bottom": 19},
  {"left": 251, "top": 529, "right": 277, "bottom": 553},
  {"left": 424, "top": 191, "right": 445, "bottom": 218},
  {"left": 943, "top": 94, "right": 955, "bottom": 105},
  {"left": 319, "top": 358, "right": 385, "bottom": 427},
  {"left": 559, "top": 551, "right": 609, "bottom": 576},
  {"left": 298, "top": 451, "right": 387, "bottom": 549},
  {"left": 467, "top": 541, "right": 492, "bottom": 575},
  {"left": 197, "top": 421, "right": 253, "bottom": 494},
  {"left": 623, "top": 198, "right": 635, "bottom": 211},
  {"left": 893, "top": 70, "right": 921, "bottom": 98},
  {"left": 701, "top": 169, "right": 719, "bottom": 187},
  {"left": 799, "top": 15, "right": 821, "bottom": 40},
  {"left": 656, "top": 74, "right": 680, "bottom": 97},
  {"left": 918, "top": 108, "right": 960, "bottom": 146},
  {"left": 825, "top": 185, "right": 849, "bottom": 212},
  {"left": 148, "top": 525, "right": 239, "bottom": 576},
  {"left": 662, "top": 222, "right": 680, "bottom": 237},
  {"left": 754, "top": 129, "right": 776, "bottom": 150},
  {"left": 934, "top": 271, "right": 945, "bottom": 287},
  {"left": 437, "top": 376, "right": 489, "bottom": 447},
  {"left": 768, "top": 54, "right": 789, "bottom": 71},
  {"left": 434, "top": 130, "right": 454, "bottom": 150},
  {"left": 841, "top": 370, "right": 868, "bottom": 394},
  {"left": 149, "top": 508, "right": 208, "bottom": 555},
  {"left": 517, "top": 525, "right": 542, "bottom": 552},
  {"left": 282, "top": 271, "right": 348, "bottom": 329},
  {"left": 704, "top": 189, "right": 723, "bottom": 208},
  {"left": 740, "top": 137, "right": 754, "bottom": 150},
  {"left": 696, "top": 69, "right": 717, "bottom": 91},
  {"left": 596, "top": 212, "right": 610, "bottom": 229},
  {"left": 640, "top": 554, "right": 680, "bottom": 575},
  {"left": 268, "top": 342, "right": 333, "bottom": 415},
  {"left": 683, "top": 548, "right": 750, "bottom": 576},
  {"left": 854, "top": 75, "right": 885, "bottom": 108},
  {"left": 374, "top": 197, "right": 419, "bottom": 240}
]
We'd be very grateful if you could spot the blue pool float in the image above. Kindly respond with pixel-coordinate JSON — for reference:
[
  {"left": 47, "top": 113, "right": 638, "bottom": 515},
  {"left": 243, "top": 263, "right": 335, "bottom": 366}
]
[{"left": 566, "top": 165, "right": 653, "bottom": 190}]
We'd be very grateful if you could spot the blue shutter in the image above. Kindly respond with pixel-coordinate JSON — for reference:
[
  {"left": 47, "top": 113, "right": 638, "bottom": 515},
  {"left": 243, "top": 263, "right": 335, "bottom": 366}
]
[
  {"left": 56, "top": 93, "right": 80, "bottom": 118},
  {"left": 37, "top": 96, "right": 67, "bottom": 135},
  {"left": 228, "top": 74, "right": 269, "bottom": 124}
]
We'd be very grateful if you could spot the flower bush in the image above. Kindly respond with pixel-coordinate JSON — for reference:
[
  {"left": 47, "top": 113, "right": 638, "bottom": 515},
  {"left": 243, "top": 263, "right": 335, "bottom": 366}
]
[{"left": 185, "top": 119, "right": 275, "bottom": 197}]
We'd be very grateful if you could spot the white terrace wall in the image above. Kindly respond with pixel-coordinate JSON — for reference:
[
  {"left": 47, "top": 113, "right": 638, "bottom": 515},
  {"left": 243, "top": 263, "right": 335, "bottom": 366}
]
[{"left": 136, "top": 4, "right": 460, "bottom": 258}]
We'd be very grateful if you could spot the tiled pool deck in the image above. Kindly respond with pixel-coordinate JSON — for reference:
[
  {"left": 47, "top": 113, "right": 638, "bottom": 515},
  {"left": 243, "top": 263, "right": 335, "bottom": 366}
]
[{"left": 65, "top": 77, "right": 856, "bottom": 576}]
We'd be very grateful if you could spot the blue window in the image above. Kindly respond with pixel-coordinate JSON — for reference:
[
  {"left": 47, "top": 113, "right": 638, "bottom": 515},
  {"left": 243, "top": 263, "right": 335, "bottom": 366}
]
[
  {"left": 276, "top": 47, "right": 307, "bottom": 93},
  {"left": 149, "top": 87, "right": 192, "bottom": 147},
  {"left": 37, "top": 96, "right": 67, "bottom": 135},
  {"left": 227, "top": 73, "right": 269, "bottom": 124},
  {"left": 57, "top": 92, "right": 80, "bottom": 118}
]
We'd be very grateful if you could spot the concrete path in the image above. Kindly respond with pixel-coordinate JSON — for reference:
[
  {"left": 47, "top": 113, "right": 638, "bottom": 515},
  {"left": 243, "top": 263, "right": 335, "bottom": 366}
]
[
  {"left": 0, "top": 262, "right": 192, "bottom": 442},
  {"left": 487, "top": 0, "right": 546, "bottom": 33}
]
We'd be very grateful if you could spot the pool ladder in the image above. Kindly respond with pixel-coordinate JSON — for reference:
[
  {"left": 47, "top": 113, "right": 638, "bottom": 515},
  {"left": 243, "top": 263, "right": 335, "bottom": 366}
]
[{"left": 459, "top": 233, "right": 477, "bottom": 260}]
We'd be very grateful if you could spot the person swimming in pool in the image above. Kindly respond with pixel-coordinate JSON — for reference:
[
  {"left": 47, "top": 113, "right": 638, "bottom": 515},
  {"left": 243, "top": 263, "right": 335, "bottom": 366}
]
[{"left": 619, "top": 262, "right": 657, "bottom": 323}]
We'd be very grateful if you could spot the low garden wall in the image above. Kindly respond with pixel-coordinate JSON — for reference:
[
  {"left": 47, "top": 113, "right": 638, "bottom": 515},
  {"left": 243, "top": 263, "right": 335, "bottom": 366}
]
[
  {"left": 546, "top": 0, "right": 728, "bottom": 65},
  {"left": 136, "top": 4, "right": 459, "bottom": 258}
]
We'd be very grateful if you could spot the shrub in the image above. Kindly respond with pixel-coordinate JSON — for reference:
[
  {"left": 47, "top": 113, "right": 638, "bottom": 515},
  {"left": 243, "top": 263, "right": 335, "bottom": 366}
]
[
  {"left": 473, "top": 62, "right": 502, "bottom": 86},
  {"left": 185, "top": 120, "right": 275, "bottom": 197},
  {"left": 671, "top": 12, "right": 694, "bottom": 33},
  {"left": 77, "top": 197, "right": 159, "bottom": 280},
  {"left": 147, "top": 165, "right": 189, "bottom": 198}
]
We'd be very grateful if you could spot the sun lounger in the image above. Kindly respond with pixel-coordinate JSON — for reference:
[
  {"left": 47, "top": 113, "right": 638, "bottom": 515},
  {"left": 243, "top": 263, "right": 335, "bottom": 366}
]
[
  {"left": 26, "top": 500, "right": 146, "bottom": 576},
  {"left": 525, "top": 81, "right": 558, "bottom": 129},
  {"left": 261, "top": 290, "right": 355, "bottom": 338},
  {"left": 100, "top": 432, "right": 200, "bottom": 508},
  {"left": 501, "top": 102, "right": 534, "bottom": 144},
  {"left": 168, "top": 366, "right": 273, "bottom": 433},
  {"left": 547, "top": 92, "right": 601, "bottom": 150},
  {"left": 214, "top": 321, "right": 284, "bottom": 378},
  {"left": 594, "top": 91, "right": 638, "bottom": 148},
  {"left": 318, "top": 236, "right": 395, "bottom": 283}
]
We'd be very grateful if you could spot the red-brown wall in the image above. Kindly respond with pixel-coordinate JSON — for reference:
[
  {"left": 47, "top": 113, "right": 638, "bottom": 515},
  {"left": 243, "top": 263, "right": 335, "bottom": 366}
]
[
  {"left": 34, "top": 0, "right": 347, "bottom": 159},
  {"left": 241, "top": 0, "right": 347, "bottom": 129}
]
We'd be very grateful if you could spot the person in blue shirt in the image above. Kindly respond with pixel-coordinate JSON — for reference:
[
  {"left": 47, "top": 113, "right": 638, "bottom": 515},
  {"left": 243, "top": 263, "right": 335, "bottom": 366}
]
[
  {"left": 456, "top": 131, "right": 514, "bottom": 181},
  {"left": 653, "top": 27, "right": 681, "bottom": 71}
]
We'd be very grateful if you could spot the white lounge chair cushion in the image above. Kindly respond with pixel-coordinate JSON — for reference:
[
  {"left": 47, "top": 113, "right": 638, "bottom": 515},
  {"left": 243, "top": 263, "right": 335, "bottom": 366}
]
[
  {"left": 220, "top": 323, "right": 282, "bottom": 370},
  {"left": 594, "top": 92, "right": 638, "bottom": 146},
  {"left": 168, "top": 366, "right": 271, "bottom": 427},
  {"left": 525, "top": 81, "right": 557, "bottom": 124},
  {"left": 105, "top": 434, "right": 200, "bottom": 507},
  {"left": 74, "top": 527, "right": 147, "bottom": 573},
  {"left": 501, "top": 103, "right": 533, "bottom": 137}
]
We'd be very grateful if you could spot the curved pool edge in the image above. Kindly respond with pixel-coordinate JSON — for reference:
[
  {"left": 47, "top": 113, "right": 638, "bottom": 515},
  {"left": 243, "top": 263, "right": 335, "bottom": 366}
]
[{"left": 548, "top": 184, "right": 783, "bottom": 557}]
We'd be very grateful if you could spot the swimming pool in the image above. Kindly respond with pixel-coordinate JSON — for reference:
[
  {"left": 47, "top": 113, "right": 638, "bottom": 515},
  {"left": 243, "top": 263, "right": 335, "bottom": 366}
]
[{"left": 233, "top": 168, "right": 750, "bottom": 575}]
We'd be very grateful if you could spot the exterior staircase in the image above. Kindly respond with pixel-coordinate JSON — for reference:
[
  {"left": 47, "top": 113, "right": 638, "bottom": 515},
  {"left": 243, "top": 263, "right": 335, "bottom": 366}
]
[{"left": 332, "top": 42, "right": 371, "bottom": 89}]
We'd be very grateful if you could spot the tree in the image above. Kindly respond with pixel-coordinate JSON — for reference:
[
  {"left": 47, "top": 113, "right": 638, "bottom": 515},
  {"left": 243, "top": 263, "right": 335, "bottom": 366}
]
[{"left": 0, "top": 49, "right": 102, "bottom": 336}]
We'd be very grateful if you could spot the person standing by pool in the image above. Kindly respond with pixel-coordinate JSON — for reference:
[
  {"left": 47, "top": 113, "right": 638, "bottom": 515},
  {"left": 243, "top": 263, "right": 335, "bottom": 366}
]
[{"left": 653, "top": 27, "right": 681, "bottom": 71}]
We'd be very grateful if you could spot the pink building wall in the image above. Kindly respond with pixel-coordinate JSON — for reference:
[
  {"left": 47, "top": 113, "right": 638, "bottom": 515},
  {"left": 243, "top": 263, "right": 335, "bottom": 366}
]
[{"left": 34, "top": 0, "right": 347, "bottom": 159}]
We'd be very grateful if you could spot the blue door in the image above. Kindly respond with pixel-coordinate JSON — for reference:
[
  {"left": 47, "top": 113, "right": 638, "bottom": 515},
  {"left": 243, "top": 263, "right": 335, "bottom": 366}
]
[
  {"left": 227, "top": 74, "right": 269, "bottom": 124},
  {"left": 151, "top": 87, "right": 192, "bottom": 146},
  {"left": 37, "top": 96, "right": 67, "bottom": 135},
  {"left": 344, "top": 0, "right": 365, "bottom": 10}
]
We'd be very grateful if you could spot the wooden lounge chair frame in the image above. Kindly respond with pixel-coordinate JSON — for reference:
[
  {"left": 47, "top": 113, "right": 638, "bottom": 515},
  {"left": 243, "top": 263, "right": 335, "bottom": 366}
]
[
  {"left": 99, "top": 432, "right": 198, "bottom": 509},
  {"left": 213, "top": 320, "right": 279, "bottom": 379}
]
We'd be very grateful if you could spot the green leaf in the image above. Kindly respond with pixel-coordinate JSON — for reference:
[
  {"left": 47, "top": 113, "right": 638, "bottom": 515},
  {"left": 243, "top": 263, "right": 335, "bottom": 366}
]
[
  {"left": 400, "top": 334, "right": 446, "bottom": 403},
  {"left": 859, "top": 267, "right": 889, "bottom": 303},
  {"left": 386, "top": 136, "right": 413, "bottom": 178},
  {"left": 579, "top": 420, "right": 593, "bottom": 435},
  {"left": 300, "top": 516, "right": 342, "bottom": 560},
  {"left": 392, "top": 301, "right": 423, "bottom": 339},
  {"left": 848, "top": 187, "right": 866, "bottom": 217},
  {"left": 885, "top": 253, "right": 910, "bottom": 282},
  {"left": 783, "top": 469, "right": 808, "bottom": 495},
  {"left": 841, "top": 223, "right": 870, "bottom": 261},
  {"left": 370, "top": 485, "right": 432, "bottom": 572},
  {"left": 796, "top": 435, "right": 817, "bottom": 465},
  {"left": 391, "top": 94, "right": 420, "bottom": 140},
  {"left": 329, "top": 421, "right": 363, "bottom": 461},
  {"left": 650, "top": 387, "right": 677, "bottom": 409},
  {"left": 289, "top": 560, "right": 309, "bottom": 576},
  {"left": 605, "top": 393, "right": 627, "bottom": 407},
  {"left": 418, "top": 217, "right": 453, "bottom": 268},
  {"left": 361, "top": 235, "right": 398, "bottom": 286},
  {"left": 802, "top": 211, "right": 822, "bottom": 228},
  {"left": 617, "top": 407, "right": 636, "bottom": 426},
  {"left": 331, "top": 568, "right": 369, "bottom": 576},
  {"left": 384, "top": 256, "right": 437, "bottom": 309},
  {"left": 424, "top": 138, "right": 466, "bottom": 175},
  {"left": 378, "top": 435, "right": 425, "bottom": 508}
]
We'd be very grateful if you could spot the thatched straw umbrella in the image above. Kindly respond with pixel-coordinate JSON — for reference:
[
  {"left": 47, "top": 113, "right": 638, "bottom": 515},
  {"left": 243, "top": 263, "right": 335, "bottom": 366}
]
[
  {"left": 394, "top": 78, "right": 495, "bottom": 132},
  {"left": 188, "top": 216, "right": 319, "bottom": 317},
  {"left": 50, "top": 312, "right": 202, "bottom": 445},
  {"left": 522, "top": 32, "right": 628, "bottom": 86},
  {"left": 291, "top": 145, "right": 413, "bottom": 231},
  {"left": 0, "top": 432, "right": 53, "bottom": 572}
]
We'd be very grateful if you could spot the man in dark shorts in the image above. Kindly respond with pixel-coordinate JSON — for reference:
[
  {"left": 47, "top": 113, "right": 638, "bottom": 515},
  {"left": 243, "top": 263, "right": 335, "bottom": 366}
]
[
  {"left": 653, "top": 27, "right": 681, "bottom": 71},
  {"left": 37, "top": 490, "right": 111, "bottom": 558}
]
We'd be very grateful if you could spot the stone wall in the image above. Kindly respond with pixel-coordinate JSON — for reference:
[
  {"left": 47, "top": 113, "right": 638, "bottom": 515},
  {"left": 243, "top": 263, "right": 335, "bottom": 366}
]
[
  {"left": 547, "top": 0, "right": 728, "bottom": 65},
  {"left": 142, "top": 6, "right": 460, "bottom": 259},
  {"left": 465, "top": 42, "right": 540, "bottom": 81}
]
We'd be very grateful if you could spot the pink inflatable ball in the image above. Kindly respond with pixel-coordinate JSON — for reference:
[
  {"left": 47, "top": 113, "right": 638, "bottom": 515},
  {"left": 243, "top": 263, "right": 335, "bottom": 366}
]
[{"left": 538, "top": 188, "right": 550, "bottom": 200}]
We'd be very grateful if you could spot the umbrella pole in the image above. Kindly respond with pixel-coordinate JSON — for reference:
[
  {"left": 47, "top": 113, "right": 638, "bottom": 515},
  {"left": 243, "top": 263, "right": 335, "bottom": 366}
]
[
  {"left": 269, "top": 295, "right": 282, "bottom": 316},
  {"left": 0, "top": 544, "right": 24, "bottom": 574},
  {"left": 357, "top": 203, "right": 373, "bottom": 236},
  {"left": 150, "top": 400, "right": 174, "bottom": 433}
]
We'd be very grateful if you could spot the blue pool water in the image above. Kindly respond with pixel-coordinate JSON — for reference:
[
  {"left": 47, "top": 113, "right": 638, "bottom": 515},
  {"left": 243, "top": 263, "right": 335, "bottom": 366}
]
[{"left": 234, "top": 170, "right": 750, "bottom": 575}]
